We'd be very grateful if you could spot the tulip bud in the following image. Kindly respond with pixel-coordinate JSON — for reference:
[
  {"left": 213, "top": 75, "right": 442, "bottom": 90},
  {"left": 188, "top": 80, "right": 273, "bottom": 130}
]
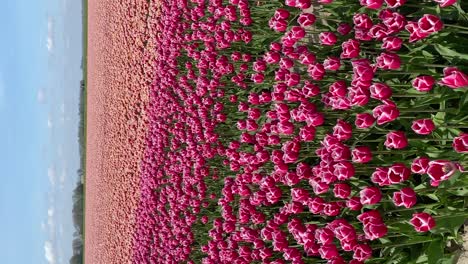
[
  {"left": 411, "top": 119, "right": 436, "bottom": 135},
  {"left": 412, "top": 75, "right": 435, "bottom": 92},
  {"left": 410, "top": 212, "right": 436, "bottom": 232},
  {"left": 385, "top": 131, "right": 408, "bottom": 149},
  {"left": 439, "top": 67, "right": 468, "bottom": 89},
  {"left": 360, "top": 186, "right": 382, "bottom": 205},
  {"left": 393, "top": 187, "right": 417, "bottom": 208},
  {"left": 453, "top": 133, "right": 468, "bottom": 153}
]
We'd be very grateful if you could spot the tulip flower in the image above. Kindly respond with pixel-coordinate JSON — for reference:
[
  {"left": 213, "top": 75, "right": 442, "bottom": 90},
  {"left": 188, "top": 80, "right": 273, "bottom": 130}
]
[
  {"left": 360, "top": 0, "right": 384, "bottom": 9},
  {"left": 412, "top": 76, "right": 436, "bottom": 92},
  {"left": 385, "top": 131, "right": 408, "bottom": 149},
  {"left": 418, "top": 14, "right": 444, "bottom": 34},
  {"left": 360, "top": 186, "right": 382, "bottom": 205},
  {"left": 393, "top": 187, "right": 417, "bottom": 208},
  {"left": 320, "top": 32, "right": 338, "bottom": 46},
  {"left": 439, "top": 67, "right": 468, "bottom": 89},
  {"left": 426, "top": 160, "right": 459, "bottom": 186},
  {"left": 355, "top": 113, "right": 375, "bottom": 128},
  {"left": 410, "top": 212, "right": 436, "bottom": 232},
  {"left": 411, "top": 157, "right": 430, "bottom": 174},
  {"left": 453, "top": 133, "right": 468, "bottom": 153},
  {"left": 411, "top": 119, "right": 436, "bottom": 135},
  {"left": 433, "top": 0, "right": 457, "bottom": 7},
  {"left": 353, "top": 244, "right": 373, "bottom": 261}
]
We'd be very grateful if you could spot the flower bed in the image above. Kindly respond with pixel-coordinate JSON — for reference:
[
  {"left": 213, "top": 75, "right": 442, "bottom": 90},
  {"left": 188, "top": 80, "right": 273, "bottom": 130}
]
[{"left": 131, "top": 0, "right": 468, "bottom": 263}]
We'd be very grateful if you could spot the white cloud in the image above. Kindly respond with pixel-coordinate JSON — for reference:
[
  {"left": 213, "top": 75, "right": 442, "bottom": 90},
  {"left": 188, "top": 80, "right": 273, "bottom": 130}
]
[
  {"left": 47, "top": 207, "right": 54, "bottom": 217},
  {"left": 46, "top": 17, "right": 54, "bottom": 52},
  {"left": 59, "top": 168, "right": 66, "bottom": 190},
  {"left": 48, "top": 167, "right": 56, "bottom": 187},
  {"left": 37, "top": 88, "right": 46, "bottom": 103},
  {"left": 47, "top": 116, "right": 53, "bottom": 128},
  {"left": 60, "top": 103, "right": 65, "bottom": 114},
  {"left": 47, "top": 206, "right": 55, "bottom": 233},
  {"left": 44, "top": 241, "right": 56, "bottom": 264}
]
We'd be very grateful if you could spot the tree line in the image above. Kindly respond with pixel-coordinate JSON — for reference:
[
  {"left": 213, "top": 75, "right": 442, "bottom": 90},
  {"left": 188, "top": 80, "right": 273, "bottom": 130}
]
[{"left": 69, "top": 80, "right": 86, "bottom": 264}]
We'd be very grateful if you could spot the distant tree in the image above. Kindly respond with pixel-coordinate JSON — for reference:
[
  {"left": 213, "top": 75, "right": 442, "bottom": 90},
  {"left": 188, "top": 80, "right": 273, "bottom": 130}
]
[{"left": 69, "top": 79, "right": 86, "bottom": 264}]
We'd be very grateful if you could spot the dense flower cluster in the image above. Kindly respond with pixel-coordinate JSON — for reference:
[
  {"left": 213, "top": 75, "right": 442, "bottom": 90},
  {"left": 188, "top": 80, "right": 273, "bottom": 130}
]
[{"left": 129, "top": 0, "right": 467, "bottom": 263}]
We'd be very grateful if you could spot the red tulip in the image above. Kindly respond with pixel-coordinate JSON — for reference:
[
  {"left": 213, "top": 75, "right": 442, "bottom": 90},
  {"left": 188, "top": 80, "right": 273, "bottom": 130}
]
[
  {"left": 412, "top": 75, "right": 435, "bottom": 92},
  {"left": 337, "top": 23, "right": 352, "bottom": 35},
  {"left": 300, "top": 52, "right": 317, "bottom": 65},
  {"left": 296, "top": 0, "right": 312, "bottom": 9},
  {"left": 427, "top": 160, "right": 458, "bottom": 186},
  {"left": 353, "top": 244, "right": 373, "bottom": 261},
  {"left": 360, "top": 0, "right": 384, "bottom": 9},
  {"left": 381, "top": 36, "right": 403, "bottom": 51},
  {"left": 274, "top": 9, "right": 290, "bottom": 20},
  {"left": 411, "top": 119, "right": 435, "bottom": 135},
  {"left": 453, "top": 133, "right": 468, "bottom": 153},
  {"left": 333, "top": 183, "right": 352, "bottom": 199},
  {"left": 363, "top": 222, "right": 388, "bottom": 240},
  {"left": 393, "top": 187, "right": 417, "bottom": 208},
  {"left": 357, "top": 210, "right": 383, "bottom": 225},
  {"left": 325, "top": 202, "right": 343, "bottom": 216},
  {"left": 433, "top": 0, "right": 457, "bottom": 7},
  {"left": 324, "top": 57, "right": 341, "bottom": 71},
  {"left": 319, "top": 32, "right": 338, "bottom": 46},
  {"left": 384, "top": 0, "right": 406, "bottom": 7},
  {"left": 373, "top": 104, "right": 400, "bottom": 125},
  {"left": 370, "top": 83, "right": 392, "bottom": 100},
  {"left": 333, "top": 119, "right": 353, "bottom": 141},
  {"left": 299, "top": 125, "right": 316, "bottom": 142},
  {"left": 341, "top": 39, "right": 360, "bottom": 59},
  {"left": 385, "top": 131, "right": 408, "bottom": 149},
  {"left": 371, "top": 167, "right": 391, "bottom": 186},
  {"left": 411, "top": 157, "right": 430, "bottom": 174},
  {"left": 308, "top": 63, "right": 326, "bottom": 80},
  {"left": 388, "top": 163, "right": 411, "bottom": 184},
  {"left": 355, "top": 113, "right": 375, "bottom": 129},
  {"left": 405, "top": 21, "right": 430, "bottom": 42},
  {"left": 308, "top": 196, "right": 326, "bottom": 214},
  {"left": 302, "top": 81, "right": 320, "bottom": 97},
  {"left": 418, "top": 14, "right": 444, "bottom": 34},
  {"left": 297, "top": 13, "right": 316, "bottom": 27},
  {"left": 410, "top": 212, "right": 436, "bottom": 232},
  {"left": 318, "top": 244, "right": 340, "bottom": 260},
  {"left": 346, "top": 197, "right": 363, "bottom": 211},
  {"left": 376, "top": 52, "right": 401, "bottom": 70},
  {"left": 352, "top": 146, "right": 373, "bottom": 163},
  {"left": 333, "top": 161, "right": 355, "bottom": 180},
  {"left": 439, "top": 67, "right": 468, "bottom": 89},
  {"left": 369, "top": 24, "right": 389, "bottom": 40},
  {"left": 353, "top": 13, "right": 373, "bottom": 30},
  {"left": 315, "top": 227, "right": 335, "bottom": 245},
  {"left": 352, "top": 58, "right": 374, "bottom": 81},
  {"left": 380, "top": 10, "right": 406, "bottom": 33},
  {"left": 360, "top": 186, "right": 382, "bottom": 205}
]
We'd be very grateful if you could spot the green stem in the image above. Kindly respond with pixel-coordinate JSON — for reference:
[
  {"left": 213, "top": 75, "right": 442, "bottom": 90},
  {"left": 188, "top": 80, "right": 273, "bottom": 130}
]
[{"left": 444, "top": 24, "right": 468, "bottom": 31}]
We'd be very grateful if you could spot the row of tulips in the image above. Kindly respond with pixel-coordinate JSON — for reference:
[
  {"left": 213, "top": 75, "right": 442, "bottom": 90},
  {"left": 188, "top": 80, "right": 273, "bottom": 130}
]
[{"left": 131, "top": 0, "right": 468, "bottom": 263}]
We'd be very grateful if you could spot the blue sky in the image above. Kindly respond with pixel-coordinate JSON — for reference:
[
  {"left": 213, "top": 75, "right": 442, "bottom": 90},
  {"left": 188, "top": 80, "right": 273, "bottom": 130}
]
[{"left": 0, "top": 0, "right": 82, "bottom": 263}]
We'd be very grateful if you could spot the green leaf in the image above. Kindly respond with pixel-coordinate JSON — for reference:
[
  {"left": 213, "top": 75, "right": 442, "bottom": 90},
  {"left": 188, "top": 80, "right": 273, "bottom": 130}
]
[
  {"left": 426, "top": 239, "right": 444, "bottom": 264},
  {"left": 422, "top": 50, "right": 434, "bottom": 59},
  {"left": 432, "top": 214, "right": 466, "bottom": 235},
  {"left": 448, "top": 187, "right": 468, "bottom": 196},
  {"left": 425, "top": 193, "right": 440, "bottom": 202},
  {"left": 434, "top": 44, "right": 468, "bottom": 61}
]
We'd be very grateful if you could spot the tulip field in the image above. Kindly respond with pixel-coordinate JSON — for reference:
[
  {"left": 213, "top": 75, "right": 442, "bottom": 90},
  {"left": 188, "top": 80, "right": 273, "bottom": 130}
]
[{"left": 88, "top": 0, "right": 468, "bottom": 263}]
